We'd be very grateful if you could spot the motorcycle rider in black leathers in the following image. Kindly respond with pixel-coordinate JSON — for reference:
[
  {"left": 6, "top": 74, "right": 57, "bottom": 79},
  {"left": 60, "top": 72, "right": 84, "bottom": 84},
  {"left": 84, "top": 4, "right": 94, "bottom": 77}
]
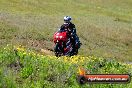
[{"left": 59, "top": 16, "right": 81, "bottom": 54}]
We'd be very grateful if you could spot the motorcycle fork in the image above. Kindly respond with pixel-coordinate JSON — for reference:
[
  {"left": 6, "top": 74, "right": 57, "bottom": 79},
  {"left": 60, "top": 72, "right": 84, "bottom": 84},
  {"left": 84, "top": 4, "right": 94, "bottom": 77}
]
[{"left": 57, "top": 41, "right": 65, "bottom": 53}]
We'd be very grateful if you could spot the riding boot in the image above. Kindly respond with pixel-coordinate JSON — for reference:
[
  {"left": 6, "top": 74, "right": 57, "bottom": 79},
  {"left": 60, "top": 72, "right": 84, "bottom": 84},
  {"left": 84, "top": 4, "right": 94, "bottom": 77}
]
[{"left": 71, "top": 38, "right": 76, "bottom": 54}]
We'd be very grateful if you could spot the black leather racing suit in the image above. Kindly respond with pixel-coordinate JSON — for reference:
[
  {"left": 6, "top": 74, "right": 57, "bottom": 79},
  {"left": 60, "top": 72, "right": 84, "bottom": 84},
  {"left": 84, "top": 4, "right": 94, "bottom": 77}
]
[{"left": 59, "top": 22, "right": 80, "bottom": 53}]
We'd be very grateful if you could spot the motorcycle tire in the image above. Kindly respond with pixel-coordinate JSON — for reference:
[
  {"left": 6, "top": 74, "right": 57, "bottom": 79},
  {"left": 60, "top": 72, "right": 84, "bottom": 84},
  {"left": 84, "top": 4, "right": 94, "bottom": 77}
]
[{"left": 54, "top": 43, "right": 63, "bottom": 57}]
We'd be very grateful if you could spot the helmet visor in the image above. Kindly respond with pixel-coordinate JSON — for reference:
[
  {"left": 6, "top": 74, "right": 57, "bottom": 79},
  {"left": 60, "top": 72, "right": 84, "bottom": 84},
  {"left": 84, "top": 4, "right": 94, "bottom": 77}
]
[{"left": 64, "top": 20, "right": 70, "bottom": 23}]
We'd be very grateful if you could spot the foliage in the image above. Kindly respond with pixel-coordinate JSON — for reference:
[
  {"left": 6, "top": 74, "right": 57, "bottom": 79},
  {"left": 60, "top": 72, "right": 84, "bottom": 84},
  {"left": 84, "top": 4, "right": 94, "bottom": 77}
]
[
  {"left": 0, "top": 45, "right": 132, "bottom": 88},
  {"left": 0, "top": 0, "right": 132, "bottom": 61}
]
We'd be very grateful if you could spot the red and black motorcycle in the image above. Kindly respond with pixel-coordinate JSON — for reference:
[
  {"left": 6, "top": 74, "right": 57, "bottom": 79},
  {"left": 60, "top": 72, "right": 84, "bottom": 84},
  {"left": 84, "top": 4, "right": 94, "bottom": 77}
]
[{"left": 53, "top": 30, "right": 78, "bottom": 57}]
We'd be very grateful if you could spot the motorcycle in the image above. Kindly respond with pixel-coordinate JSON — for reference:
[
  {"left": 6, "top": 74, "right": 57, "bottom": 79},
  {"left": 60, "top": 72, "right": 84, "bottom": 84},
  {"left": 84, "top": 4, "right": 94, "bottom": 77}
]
[{"left": 53, "top": 30, "right": 79, "bottom": 57}]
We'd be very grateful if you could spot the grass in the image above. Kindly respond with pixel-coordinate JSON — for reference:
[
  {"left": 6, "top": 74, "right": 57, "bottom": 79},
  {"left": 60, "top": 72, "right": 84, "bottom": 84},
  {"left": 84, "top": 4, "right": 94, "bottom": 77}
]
[
  {"left": 0, "top": 1, "right": 132, "bottom": 87},
  {"left": 0, "top": 0, "right": 132, "bottom": 62},
  {"left": 0, "top": 0, "right": 132, "bottom": 61},
  {"left": 0, "top": 45, "right": 132, "bottom": 88}
]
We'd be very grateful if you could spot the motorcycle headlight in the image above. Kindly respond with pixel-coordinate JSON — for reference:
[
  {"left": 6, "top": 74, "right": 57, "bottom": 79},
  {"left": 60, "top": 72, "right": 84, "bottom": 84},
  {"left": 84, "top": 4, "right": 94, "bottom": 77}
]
[
  {"left": 60, "top": 36, "right": 63, "bottom": 39},
  {"left": 56, "top": 36, "right": 59, "bottom": 38}
]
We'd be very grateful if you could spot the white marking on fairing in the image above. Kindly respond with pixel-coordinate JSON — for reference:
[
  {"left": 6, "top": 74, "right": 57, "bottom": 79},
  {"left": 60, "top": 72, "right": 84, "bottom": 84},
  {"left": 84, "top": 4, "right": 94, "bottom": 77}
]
[
  {"left": 67, "top": 40, "right": 70, "bottom": 44},
  {"left": 66, "top": 39, "right": 71, "bottom": 45},
  {"left": 70, "top": 47, "right": 73, "bottom": 52},
  {"left": 56, "top": 33, "right": 60, "bottom": 35},
  {"left": 66, "top": 43, "right": 71, "bottom": 48}
]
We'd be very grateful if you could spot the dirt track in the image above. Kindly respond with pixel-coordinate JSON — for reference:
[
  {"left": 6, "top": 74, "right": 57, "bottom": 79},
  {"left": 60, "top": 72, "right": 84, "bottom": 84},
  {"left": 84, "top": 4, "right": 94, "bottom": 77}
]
[{"left": 40, "top": 48, "right": 54, "bottom": 55}]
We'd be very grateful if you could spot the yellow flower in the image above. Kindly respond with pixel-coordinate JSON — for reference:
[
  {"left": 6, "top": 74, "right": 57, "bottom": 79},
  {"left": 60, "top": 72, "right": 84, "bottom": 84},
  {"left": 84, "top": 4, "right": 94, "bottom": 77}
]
[
  {"left": 23, "top": 52, "right": 26, "bottom": 55},
  {"left": 16, "top": 46, "right": 25, "bottom": 51},
  {"left": 41, "top": 55, "right": 44, "bottom": 57},
  {"left": 80, "top": 59, "right": 84, "bottom": 63}
]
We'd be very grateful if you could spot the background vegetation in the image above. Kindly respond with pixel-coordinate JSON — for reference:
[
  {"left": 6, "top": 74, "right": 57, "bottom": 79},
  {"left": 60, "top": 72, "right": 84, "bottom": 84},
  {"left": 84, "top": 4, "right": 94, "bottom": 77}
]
[
  {"left": 0, "top": 0, "right": 132, "bottom": 61},
  {"left": 0, "top": 0, "right": 132, "bottom": 87},
  {"left": 0, "top": 45, "right": 131, "bottom": 88}
]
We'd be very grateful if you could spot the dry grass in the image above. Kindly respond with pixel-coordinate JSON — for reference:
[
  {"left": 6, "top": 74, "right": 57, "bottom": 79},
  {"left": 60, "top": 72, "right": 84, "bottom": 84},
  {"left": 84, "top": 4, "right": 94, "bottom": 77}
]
[{"left": 0, "top": 0, "right": 132, "bottom": 61}]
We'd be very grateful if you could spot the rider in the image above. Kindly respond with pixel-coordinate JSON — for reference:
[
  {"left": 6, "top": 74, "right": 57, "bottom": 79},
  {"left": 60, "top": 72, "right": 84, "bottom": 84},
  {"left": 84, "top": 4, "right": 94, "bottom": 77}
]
[{"left": 59, "top": 16, "right": 81, "bottom": 53}]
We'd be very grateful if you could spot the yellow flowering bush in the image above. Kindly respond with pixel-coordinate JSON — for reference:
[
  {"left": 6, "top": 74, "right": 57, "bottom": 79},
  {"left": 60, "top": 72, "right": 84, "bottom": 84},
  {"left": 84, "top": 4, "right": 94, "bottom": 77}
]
[{"left": 0, "top": 45, "right": 132, "bottom": 88}]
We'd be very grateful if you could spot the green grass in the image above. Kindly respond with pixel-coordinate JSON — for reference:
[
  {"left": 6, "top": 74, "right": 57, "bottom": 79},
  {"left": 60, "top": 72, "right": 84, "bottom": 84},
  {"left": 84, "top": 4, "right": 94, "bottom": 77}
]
[
  {"left": 0, "top": 45, "right": 132, "bottom": 88},
  {"left": 0, "top": 0, "right": 132, "bottom": 60},
  {"left": 0, "top": 0, "right": 132, "bottom": 87},
  {"left": 0, "top": 1, "right": 132, "bottom": 87}
]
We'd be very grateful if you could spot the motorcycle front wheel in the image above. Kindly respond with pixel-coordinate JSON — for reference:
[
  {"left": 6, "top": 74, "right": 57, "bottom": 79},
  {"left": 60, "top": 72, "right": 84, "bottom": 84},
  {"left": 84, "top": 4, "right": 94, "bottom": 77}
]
[{"left": 54, "top": 43, "right": 63, "bottom": 57}]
